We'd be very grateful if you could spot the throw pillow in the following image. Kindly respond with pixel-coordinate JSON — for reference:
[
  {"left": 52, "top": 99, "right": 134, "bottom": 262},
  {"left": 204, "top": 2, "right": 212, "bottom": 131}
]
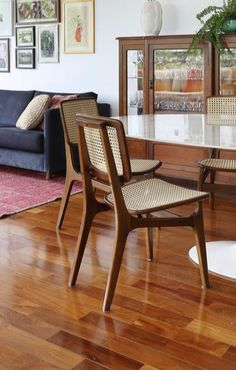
[
  {"left": 50, "top": 94, "right": 78, "bottom": 109},
  {"left": 39, "top": 94, "right": 77, "bottom": 130},
  {"left": 16, "top": 94, "right": 50, "bottom": 130}
]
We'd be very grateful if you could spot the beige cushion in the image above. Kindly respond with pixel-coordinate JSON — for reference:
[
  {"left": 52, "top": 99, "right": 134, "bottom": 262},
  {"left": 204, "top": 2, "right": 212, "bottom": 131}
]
[{"left": 16, "top": 94, "right": 50, "bottom": 130}]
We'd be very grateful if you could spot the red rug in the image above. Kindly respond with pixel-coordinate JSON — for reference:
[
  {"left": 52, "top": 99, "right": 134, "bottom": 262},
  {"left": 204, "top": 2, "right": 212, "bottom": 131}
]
[{"left": 0, "top": 167, "right": 82, "bottom": 218}]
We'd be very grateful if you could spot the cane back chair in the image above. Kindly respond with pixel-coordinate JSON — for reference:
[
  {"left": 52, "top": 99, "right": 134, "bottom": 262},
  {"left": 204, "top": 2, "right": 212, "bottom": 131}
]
[
  {"left": 198, "top": 96, "right": 236, "bottom": 209},
  {"left": 57, "top": 98, "right": 161, "bottom": 229},
  {"left": 69, "top": 114, "right": 210, "bottom": 312}
]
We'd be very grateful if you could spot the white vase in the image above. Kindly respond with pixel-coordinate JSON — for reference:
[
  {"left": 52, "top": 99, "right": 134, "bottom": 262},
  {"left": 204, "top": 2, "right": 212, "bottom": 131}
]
[{"left": 141, "top": 0, "right": 162, "bottom": 36}]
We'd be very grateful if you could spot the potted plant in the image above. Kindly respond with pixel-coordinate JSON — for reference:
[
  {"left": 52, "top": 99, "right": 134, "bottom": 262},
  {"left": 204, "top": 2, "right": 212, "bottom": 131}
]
[{"left": 189, "top": 0, "right": 236, "bottom": 53}]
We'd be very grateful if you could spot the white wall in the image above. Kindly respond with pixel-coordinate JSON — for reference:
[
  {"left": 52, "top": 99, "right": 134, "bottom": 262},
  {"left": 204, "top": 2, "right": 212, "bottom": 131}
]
[{"left": 1, "top": 0, "right": 223, "bottom": 115}]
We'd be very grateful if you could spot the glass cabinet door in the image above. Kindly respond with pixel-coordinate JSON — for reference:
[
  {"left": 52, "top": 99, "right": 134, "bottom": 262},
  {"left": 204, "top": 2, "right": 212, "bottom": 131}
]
[
  {"left": 127, "top": 50, "right": 144, "bottom": 115},
  {"left": 213, "top": 35, "right": 236, "bottom": 97},
  {"left": 218, "top": 49, "right": 236, "bottom": 96},
  {"left": 153, "top": 49, "right": 204, "bottom": 113}
]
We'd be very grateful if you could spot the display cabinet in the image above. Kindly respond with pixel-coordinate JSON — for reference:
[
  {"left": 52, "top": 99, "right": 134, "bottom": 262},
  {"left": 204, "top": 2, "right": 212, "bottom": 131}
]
[
  {"left": 118, "top": 35, "right": 213, "bottom": 115},
  {"left": 215, "top": 34, "right": 236, "bottom": 96}
]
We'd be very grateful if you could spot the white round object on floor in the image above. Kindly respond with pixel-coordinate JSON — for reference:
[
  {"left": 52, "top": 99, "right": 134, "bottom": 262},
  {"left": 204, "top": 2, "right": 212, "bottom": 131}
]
[{"left": 189, "top": 241, "right": 236, "bottom": 279}]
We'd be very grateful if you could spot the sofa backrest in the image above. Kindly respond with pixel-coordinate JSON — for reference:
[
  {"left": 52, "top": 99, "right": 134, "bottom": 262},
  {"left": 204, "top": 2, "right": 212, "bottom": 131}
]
[
  {"left": 34, "top": 90, "right": 98, "bottom": 100},
  {"left": 0, "top": 89, "right": 35, "bottom": 127}
]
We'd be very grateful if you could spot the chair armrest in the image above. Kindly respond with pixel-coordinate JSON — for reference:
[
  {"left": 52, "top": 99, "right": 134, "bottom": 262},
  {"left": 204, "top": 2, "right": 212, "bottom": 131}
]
[{"left": 98, "top": 103, "right": 111, "bottom": 117}]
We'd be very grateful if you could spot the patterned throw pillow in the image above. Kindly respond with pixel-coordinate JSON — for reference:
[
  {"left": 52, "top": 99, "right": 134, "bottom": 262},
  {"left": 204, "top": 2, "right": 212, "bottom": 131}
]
[
  {"left": 38, "top": 94, "right": 77, "bottom": 130},
  {"left": 50, "top": 94, "right": 78, "bottom": 109},
  {"left": 16, "top": 94, "right": 50, "bottom": 130}
]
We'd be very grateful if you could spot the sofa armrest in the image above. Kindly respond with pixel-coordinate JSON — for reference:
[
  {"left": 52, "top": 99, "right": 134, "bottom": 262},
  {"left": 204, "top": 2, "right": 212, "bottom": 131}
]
[
  {"left": 43, "top": 102, "right": 110, "bottom": 174},
  {"left": 98, "top": 103, "right": 110, "bottom": 117},
  {"left": 43, "top": 108, "right": 66, "bottom": 173}
]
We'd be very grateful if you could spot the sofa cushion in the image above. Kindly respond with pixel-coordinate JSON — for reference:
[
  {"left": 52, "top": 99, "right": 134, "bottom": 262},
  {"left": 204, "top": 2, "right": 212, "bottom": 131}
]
[
  {"left": 0, "top": 127, "right": 44, "bottom": 153},
  {"left": 0, "top": 89, "right": 35, "bottom": 127},
  {"left": 16, "top": 94, "right": 50, "bottom": 130}
]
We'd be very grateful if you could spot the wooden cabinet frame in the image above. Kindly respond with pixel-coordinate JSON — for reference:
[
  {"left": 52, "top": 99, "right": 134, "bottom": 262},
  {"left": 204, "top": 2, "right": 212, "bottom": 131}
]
[{"left": 117, "top": 35, "right": 213, "bottom": 116}]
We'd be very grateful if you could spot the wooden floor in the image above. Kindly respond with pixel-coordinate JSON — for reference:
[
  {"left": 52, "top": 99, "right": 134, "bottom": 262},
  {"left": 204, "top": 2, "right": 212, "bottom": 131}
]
[{"left": 0, "top": 190, "right": 236, "bottom": 370}]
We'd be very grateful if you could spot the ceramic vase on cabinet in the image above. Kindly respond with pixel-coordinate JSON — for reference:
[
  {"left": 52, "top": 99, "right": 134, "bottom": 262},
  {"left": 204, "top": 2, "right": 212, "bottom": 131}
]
[{"left": 141, "top": 0, "right": 162, "bottom": 36}]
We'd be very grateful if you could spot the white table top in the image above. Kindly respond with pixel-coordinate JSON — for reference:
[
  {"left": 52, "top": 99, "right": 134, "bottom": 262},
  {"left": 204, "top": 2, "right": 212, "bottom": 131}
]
[{"left": 116, "top": 114, "right": 236, "bottom": 151}]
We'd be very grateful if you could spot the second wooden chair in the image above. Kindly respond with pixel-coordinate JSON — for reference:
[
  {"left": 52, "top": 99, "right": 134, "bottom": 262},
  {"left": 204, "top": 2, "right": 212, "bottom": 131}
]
[{"left": 57, "top": 98, "right": 162, "bottom": 228}]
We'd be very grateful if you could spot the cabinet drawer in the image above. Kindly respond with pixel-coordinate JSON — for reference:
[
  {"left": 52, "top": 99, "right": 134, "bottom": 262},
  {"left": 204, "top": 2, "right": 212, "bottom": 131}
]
[
  {"left": 153, "top": 143, "right": 208, "bottom": 180},
  {"left": 127, "top": 138, "right": 148, "bottom": 159}
]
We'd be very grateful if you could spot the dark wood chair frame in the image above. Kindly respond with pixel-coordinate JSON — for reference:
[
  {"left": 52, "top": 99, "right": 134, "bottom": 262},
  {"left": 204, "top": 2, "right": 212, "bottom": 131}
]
[{"left": 69, "top": 114, "right": 210, "bottom": 312}]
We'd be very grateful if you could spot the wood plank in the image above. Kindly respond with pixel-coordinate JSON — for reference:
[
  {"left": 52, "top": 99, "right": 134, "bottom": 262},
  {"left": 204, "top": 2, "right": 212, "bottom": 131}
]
[
  {"left": 0, "top": 188, "right": 235, "bottom": 368},
  {"left": 0, "top": 325, "right": 84, "bottom": 369},
  {"left": 48, "top": 330, "right": 143, "bottom": 370}
]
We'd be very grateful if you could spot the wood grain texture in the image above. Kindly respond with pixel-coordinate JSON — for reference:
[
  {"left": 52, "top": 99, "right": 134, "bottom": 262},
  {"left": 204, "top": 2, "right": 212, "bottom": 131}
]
[{"left": 0, "top": 191, "right": 236, "bottom": 369}]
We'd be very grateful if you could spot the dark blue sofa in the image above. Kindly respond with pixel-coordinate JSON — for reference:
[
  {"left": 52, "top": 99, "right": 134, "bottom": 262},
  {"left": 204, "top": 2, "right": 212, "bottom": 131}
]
[{"left": 0, "top": 89, "right": 110, "bottom": 177}]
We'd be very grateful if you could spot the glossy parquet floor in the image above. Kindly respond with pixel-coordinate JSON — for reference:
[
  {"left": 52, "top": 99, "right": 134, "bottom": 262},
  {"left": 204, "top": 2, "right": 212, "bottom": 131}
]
[{"left": 0, "top": 190, "right": 236, "bottom": 369}]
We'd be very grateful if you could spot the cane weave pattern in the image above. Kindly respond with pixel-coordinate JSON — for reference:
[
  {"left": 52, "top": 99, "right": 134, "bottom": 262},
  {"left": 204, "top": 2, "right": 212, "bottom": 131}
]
[
  {"left": 130, "top": 159, "right": 161, "bottom": 174},
  {"left": 62, "top": 99, "right": 98, "bottom": 144},
  {"left": 207, "top": 97, "right": 236, "bottom": 115},
  {"left": 85, "top": 126, "right": 124, "bottom": 176},
  {"left": 199, "top": 158, "right": 236, "bottom": 171},
  {"left": 106, "top": 178, "right": 208, "bottom": 213}
]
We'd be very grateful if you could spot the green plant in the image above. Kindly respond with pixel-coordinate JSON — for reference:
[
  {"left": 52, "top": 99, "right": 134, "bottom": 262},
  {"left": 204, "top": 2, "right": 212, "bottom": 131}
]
[{"left": 189, "top": 0, "right": 236, "bottom": 53}]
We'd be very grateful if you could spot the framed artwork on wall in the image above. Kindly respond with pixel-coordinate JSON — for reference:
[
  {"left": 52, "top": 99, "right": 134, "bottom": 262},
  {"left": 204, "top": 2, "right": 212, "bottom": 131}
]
[
  {"left": 0, "top": 39, "right": 10, "bottom": 72},
  {"left": 16, "top": 26, "right": 35, "bottom": 47},
  {"left": 63, "top": 0, "right": 94, "bottom": 54},
  {"left": 38, "top": 23, "right": 59, "bottom": 63},
  {"left": 16, "top": 0, "right": 59, "bottom": 24},
  {"left": 16, "top": 48, "right": 35, "bottom": 68},
  {"left": 0, "top": 1, "right": 13, "bottom": 36}
]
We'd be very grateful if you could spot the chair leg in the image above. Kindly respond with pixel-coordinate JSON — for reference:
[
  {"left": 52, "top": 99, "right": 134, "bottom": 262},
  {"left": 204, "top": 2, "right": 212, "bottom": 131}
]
[
  {"left": 198, "top": 167, "right": 204, "bottom": 191},
  {"left": 192, "top": 204, "right": 210, "bottom": 289},
  {"left": 103, "top": 227, "right": 129, "bottom": 312},
  {"left": 56, "top": 178, "right": 75, "bottom": 229},
  {"left": 209, "top": 170, "right": 216, "bottom": 210},
  {"left": 68, "top": 203, "right": 95, "bottom": 287},
  {"left": 145, "top": 214, "right": 153, "bottom": 261}
]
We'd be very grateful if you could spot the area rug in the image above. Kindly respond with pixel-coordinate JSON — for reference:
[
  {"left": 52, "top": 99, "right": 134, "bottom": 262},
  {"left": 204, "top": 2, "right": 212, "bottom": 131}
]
[{"left": 0, "top": 167, "right": 82, "bottom": 218}]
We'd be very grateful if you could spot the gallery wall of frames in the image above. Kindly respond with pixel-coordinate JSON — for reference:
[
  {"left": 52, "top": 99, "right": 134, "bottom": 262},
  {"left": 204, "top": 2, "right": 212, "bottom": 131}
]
[{"left": 0, "top": 0, "right": 95, "bottom": 72}]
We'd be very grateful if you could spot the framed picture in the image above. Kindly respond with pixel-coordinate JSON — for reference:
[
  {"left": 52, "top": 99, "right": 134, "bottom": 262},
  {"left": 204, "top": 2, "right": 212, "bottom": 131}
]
[
  {"left": 0, "top": 1, "right": 13, "bottom": 36},
  {"left": 16, "top": 26, "right": 35, "bottom": 47},
  {"left": 0, "top": 39, "right": 10, "bottom": 72},
  {"left": 38, "top": 23, "right": 58, "bottom": 63},
  {"left": 16, "top": 0, "right": 59, "bottom": 24},
  {"left": 16, "top": 48, "right": 35, "bottom": 68},
  {"left": 63, "top": 0, "right": 94, "bottom": 54}
]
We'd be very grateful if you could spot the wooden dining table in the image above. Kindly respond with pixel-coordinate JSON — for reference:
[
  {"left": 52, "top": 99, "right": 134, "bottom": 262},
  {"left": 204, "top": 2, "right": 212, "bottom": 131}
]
[{"left": 115, "top": 113, "right": 236, "bottom": 280}]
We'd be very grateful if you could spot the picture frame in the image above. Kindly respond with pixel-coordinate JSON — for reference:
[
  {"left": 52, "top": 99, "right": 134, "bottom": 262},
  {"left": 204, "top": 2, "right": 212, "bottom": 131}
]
[
  {"left": 38, "top": 23, "right": 59, "bottom": 63},
  {"left": 63, "top": 0, "right": 94, "bottom": 54},
  {"left": 16, "top": 48, "right": 35, "bottom": 69},
  {"left": 16, "top": 26, "right": 35, "bottom": 47},
  {"left": 0, "top": 1, "right": 13, "bottom": 36},
  {"left": 0, "top": 39, "right": 10, "bottom": 72},
  {"left": 16, "top": 0, "right": 59, "bottom": 24}
]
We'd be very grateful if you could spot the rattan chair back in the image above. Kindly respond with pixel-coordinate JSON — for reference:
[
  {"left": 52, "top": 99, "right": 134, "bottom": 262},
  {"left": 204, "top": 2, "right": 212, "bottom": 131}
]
[
  {"left": 77, "top": 114, "right": 132, "bottom": 184},
  {"left": 198, "top": 96, "right": 236, "bottom": 209},
  {"left": 60, "top": 98, "right": 98, "bottom": 145},
  {"left": 207, "top": 96, "right": 236, "bottom": 115}
]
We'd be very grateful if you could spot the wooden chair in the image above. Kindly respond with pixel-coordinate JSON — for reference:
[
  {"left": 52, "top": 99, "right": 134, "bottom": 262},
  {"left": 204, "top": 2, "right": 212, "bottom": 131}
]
[
  {"left": 198, "top": 96, "right": 236, "bottom": 209},
  {"left": 69, "top": 114, "right": 210, "bottom": 312},
  {"left": 56, "top": 98, "right": 161, "bottom": 229}
]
